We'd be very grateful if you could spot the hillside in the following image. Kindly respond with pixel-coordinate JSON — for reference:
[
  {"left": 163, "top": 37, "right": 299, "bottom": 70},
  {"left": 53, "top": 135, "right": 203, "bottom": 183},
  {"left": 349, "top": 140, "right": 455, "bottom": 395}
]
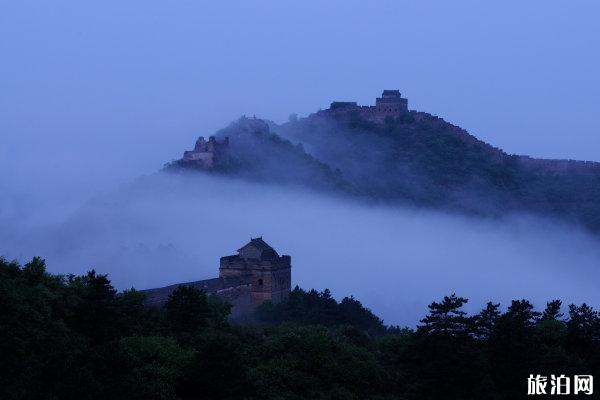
[
  {"left": 276, "top": 109, "right": 600, "bottom": 230},
  {"left": 167, "top": 117, "right": 355, "bottom": 194},
  {"left": 167, "top": 95, "right": 600, "bottom": 232}
]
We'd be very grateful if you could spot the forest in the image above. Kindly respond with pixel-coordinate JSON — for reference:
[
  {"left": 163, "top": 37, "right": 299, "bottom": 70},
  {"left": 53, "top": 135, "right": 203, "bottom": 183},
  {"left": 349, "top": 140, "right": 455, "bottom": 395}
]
[{"left": 1, "top": 257, "right": 599, "bottom": 400}]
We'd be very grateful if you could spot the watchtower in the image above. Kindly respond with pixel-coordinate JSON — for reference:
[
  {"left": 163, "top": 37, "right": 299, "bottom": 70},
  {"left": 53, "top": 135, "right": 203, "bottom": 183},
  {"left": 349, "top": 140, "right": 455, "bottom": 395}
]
[
  {"left": 375, "top": 90, "right": 408, "bottom": 115},
  {"left": 219, "top": 237, "right": 292, "bottom": 307}
]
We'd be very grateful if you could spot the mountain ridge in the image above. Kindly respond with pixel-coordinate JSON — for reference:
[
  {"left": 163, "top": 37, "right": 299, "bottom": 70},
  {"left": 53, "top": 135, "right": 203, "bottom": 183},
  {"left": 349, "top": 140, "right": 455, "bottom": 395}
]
[{"left": 166, "top": 92, "right": 600, "bottom": 232}]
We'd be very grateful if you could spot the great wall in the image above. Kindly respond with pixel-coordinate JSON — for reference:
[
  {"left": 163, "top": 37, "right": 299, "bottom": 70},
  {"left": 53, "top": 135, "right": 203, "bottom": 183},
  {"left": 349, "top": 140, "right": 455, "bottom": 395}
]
[{"left": 142, "top": 238, "right": 291, "bottom": 318}]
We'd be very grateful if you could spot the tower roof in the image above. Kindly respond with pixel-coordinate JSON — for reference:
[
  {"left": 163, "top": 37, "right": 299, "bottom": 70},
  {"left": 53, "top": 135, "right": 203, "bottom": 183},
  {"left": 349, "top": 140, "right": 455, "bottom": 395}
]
[
  {"left": 381, "top": 89, "right": 401, "bottom": 98},
  {"left": 239, "top": 237, "right": 274, "bottom": 252},
  {"left": 237, "top": 237, "right": 279, "bottom": 260}
]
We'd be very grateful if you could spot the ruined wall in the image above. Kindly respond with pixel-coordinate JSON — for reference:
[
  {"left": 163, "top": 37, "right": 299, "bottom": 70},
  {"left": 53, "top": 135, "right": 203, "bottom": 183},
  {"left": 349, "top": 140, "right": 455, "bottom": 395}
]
[
  {"left": 180, "top": 136, "right": 229, "bottom": 169},
  {"left": 182, "top": 150, "right": 214, "bottom": 167}
]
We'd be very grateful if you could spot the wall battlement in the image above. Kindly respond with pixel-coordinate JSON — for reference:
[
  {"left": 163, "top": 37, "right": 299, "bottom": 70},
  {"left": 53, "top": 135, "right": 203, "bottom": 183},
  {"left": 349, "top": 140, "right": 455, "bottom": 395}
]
[{"left": 318, "top": 89, "right": 409, "bottom": 123}]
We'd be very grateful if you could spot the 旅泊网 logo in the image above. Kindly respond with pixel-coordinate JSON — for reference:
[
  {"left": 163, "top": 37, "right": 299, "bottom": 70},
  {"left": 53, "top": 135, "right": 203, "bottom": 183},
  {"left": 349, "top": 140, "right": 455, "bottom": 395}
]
[{"left": 528, "top": 374, "right": 593, "bottom": 396}]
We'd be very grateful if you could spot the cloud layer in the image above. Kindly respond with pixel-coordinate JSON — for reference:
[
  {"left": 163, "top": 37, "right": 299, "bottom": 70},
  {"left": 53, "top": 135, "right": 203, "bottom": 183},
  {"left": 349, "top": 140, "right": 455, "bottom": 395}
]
[{"left": 2, "top": 171, "right": 599, "bottom": 326}]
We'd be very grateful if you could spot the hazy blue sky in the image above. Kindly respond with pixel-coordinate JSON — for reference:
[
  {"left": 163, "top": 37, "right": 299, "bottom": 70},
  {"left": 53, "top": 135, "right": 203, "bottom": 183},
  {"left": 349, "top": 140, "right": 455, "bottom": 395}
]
[{"left": 1, "top": 0, "right": 599, "bottom": 186}]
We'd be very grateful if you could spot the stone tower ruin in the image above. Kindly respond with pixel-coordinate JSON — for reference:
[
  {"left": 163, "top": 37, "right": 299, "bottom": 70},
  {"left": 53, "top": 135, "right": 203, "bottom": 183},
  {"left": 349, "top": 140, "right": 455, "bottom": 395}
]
[{"left": 182, "top": 135, "right": 229, "bottom": 168}]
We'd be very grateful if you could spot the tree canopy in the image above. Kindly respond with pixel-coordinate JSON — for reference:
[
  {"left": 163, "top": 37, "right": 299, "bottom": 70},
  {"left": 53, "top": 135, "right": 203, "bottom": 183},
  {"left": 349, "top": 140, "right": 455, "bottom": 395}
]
[{"left": 2, "top": 257, "right": 599, "bottom": 400}]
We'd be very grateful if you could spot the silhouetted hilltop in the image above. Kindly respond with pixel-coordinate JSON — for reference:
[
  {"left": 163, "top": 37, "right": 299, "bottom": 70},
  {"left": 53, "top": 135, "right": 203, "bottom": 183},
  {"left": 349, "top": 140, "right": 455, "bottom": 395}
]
[
  {"left": 167, "top": 92, "right": 600, "bottom": 232},
  {"left": 166, "top": 116, "right": 354, "bottom": 194}
]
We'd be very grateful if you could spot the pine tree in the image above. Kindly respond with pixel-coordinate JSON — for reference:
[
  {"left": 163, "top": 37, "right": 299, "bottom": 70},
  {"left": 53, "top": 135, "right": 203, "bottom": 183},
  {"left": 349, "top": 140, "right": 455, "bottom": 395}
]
[
  {"left": 541, "top": 299, "right": 563, "bottom": 321},
  {"left": 566, "top": 303, "right": 600, "bottom": 348},
  {"left": 419, "top": 293, "right": 470, "bottom": 336},
  {"left": 474, "top": 301, "right": 501, "bottom": 339},
  {"left": 504, "top": 299, "right": 541, "bottom": 328}
]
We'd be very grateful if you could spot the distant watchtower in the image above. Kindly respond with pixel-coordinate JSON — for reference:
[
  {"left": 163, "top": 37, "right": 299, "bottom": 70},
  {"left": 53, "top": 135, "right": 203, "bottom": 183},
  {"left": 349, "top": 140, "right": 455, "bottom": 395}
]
[
  {"left": 320, "top": 89, "right": 409, "bottom": 123},
  {"left": 182, "top": 135, "right": 229, "bottom": 168},
  {"left": 375, "top": 90, "right": 408, "bottom": 115},
  {"left": 219, "top": 237, "right": 292, "bottom": 307}
]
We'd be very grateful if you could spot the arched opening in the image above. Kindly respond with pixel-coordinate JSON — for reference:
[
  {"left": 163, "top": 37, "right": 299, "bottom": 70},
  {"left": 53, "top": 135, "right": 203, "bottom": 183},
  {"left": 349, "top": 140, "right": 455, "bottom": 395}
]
[{"left": 258, "top": 278, "right": 263, "bottom": 286}]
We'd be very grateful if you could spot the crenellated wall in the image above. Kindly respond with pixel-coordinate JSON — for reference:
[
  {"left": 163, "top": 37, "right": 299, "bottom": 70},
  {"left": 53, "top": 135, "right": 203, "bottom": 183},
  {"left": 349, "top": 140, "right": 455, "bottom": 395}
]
[{"left": 318, "top": 90, "right": 409, "bottom": 123}]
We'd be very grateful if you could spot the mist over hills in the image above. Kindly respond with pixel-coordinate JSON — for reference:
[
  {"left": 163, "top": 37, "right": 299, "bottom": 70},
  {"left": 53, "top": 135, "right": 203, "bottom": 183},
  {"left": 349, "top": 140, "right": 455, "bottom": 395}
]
[
  {"left": 4, "top": 93, "right": 600, "bottom": 326},
  {"left": 168, "top": 100, "right": 600, "bottom": 232}
]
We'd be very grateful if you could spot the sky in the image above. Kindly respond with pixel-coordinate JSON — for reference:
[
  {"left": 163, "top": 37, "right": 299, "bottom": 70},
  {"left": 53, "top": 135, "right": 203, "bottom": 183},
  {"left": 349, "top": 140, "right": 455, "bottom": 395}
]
[
  {"left": 1, "top": 1, "right": 600, "bottom": 325},
  {"left": 1, "top": 0, "right": 600, "bottom": 185}
]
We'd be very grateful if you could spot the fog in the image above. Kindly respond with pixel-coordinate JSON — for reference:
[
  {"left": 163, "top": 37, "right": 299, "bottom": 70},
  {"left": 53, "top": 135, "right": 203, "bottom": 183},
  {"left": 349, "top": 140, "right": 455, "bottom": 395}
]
[
  {"left": 2, "top": 1, "right": 600, "bottom": 326},
  {"left": 2, "top": 169, "right": 599, "bottom": 326}
]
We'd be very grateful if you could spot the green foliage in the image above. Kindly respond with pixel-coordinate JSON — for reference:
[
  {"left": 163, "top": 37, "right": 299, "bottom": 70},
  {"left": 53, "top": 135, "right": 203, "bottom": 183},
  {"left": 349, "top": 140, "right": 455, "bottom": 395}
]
[
  {"left": 165, "top": 285, "right": 212, "bottom": 333},
  {"left": 566, "top": 303, "right": 600, "bottom": 355},
  {"left": 473, "top": 301, "right": 501, "bottom": 339},
  {"left": 418, "top": 293, "right": 470, "bottom": 336},
  {"left": 272, "top": 114, "right": 600, "bottom": 231},
  {"left": 0, "top": 257, "right": 79, "bottom": 399},
  {"left": 168, "top": 113, "right": 600, "bottom": 231},
  {"left": 178, "top": 328, "right": 254, "bottom": 399},
  {"left": 249, "top": 325, "right": 387, "bottom": 399},
  {"left": 118, "top": 336, "right": 195, "bottom": 400},
  {"left": 255, "top": 286, "right": 388, "bottom": 336},
  {"left": 541, "top": 299, "right": 563, "bottom": 321},
  {"left": 64, "top": 269, "right": 122, "bottom": 342},
  {"left": 2, "top": 258, "right": 600, "bottom": 399}
]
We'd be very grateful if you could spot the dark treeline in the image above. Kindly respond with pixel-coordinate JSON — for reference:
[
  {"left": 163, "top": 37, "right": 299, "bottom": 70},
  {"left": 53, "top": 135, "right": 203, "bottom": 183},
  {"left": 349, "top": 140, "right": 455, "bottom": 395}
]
[{"left": 2, "top": 257, "right": 599, "bottom": 400}]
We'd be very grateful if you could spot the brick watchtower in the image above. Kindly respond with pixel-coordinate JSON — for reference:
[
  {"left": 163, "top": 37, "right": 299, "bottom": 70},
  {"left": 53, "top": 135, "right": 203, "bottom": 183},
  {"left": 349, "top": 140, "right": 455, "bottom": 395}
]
[
  {"left": 219, "top": 237, "right": 292, "bottom": 307},
  {"left": 375, "top": 90, "right": 408, "bottom": 115}
]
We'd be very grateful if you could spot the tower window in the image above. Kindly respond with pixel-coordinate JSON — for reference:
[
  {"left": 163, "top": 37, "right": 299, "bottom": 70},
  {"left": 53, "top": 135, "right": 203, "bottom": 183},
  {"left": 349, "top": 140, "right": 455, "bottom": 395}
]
[{"left": 258, "top": 279, "right": 263, "bottom": 286}]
